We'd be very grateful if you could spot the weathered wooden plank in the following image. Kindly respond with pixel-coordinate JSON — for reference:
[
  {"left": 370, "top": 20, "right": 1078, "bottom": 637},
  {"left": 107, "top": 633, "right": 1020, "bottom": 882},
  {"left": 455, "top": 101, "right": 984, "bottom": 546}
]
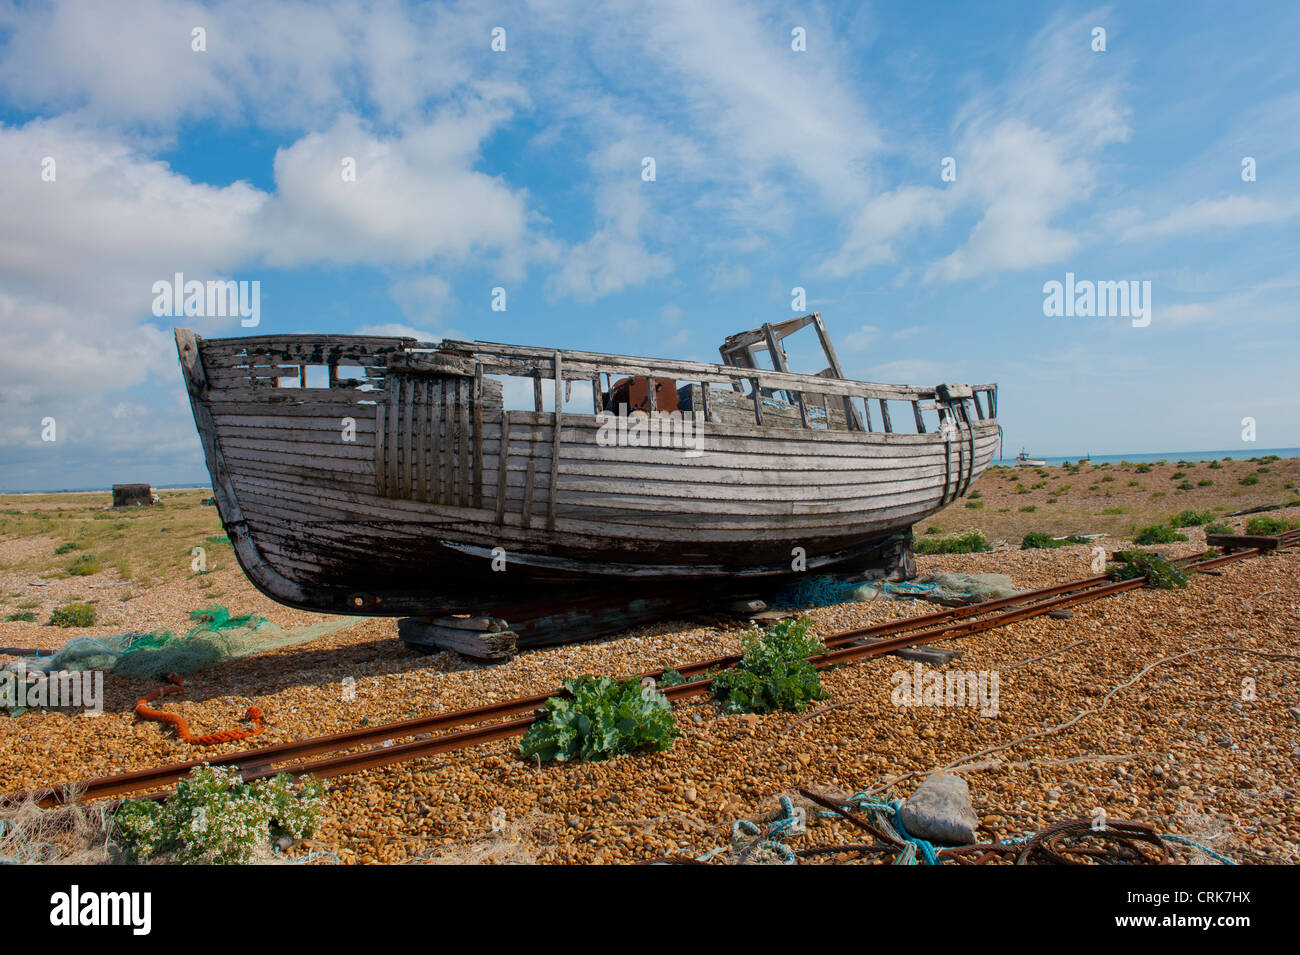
[
  {"left": 458, "top": 377, "right": 470, "bottom": 507},
  {"left": 548, "top": 351, "right": 563, "bottom": 531},
  {"left": 472, "top": 364, "right": 484, "bottom": 509},
  {"left": 397, "top": 619, "right": 517, "bottom": 661},
  {"left": 439, "top": 378, "right": 450, "bottom": 504},
  {"left": 521, "top": 432, "right": 537, "bottom": 531},
  {"left": 1206, "top": 533, "right": 1282, "bottom": 551},
  {"left": 495, "top": 411, "right": 510, "bottom": 524}
]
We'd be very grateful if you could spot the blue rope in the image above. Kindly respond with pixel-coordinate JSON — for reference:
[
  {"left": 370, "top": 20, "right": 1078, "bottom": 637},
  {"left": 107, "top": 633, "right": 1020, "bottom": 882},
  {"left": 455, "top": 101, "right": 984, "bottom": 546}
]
[
  {"left": 821, "top": 793, "right": 940, "bottom": 865},
  {"left": 698, "top": 795, "right": 800, "bottom": 864},
  {"left": 889, "top": 803, "right": 940, "bottom": 865},
  {"left": 1160, "top": 834, "right": 1236, "bottom": 865}
]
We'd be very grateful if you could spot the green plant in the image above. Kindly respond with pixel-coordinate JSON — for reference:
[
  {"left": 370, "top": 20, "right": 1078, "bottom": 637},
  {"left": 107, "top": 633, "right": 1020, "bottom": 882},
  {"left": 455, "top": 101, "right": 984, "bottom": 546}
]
[
  {"left": 1101, "top": 507, "right": 1126, "bottom": 515},
  {"left": 1108, "top": 551, "right": 1191, "bottom": 589},
  {"left": 1014, "top": 483, "right": 1029, "bottom": 494},
  {"left": 1171, "top": 471, "right": 1186, "bottom": 479},
  {"left": 1022, "top": 532, "right": 1088, "bottom": 549},
  {"left": 113, "top": 766, "right": 323, "bottom": 864},
  {"left": 968, "top": 490, "right": 982, "bottom": 499},
  {"left": 1208, "top": 460, "right": 1222, "bottom": 470},
  {"left": 1133, "top": 524, "right": 1187, "bottom": 545},
  {"left": 49, "top": 602, "right": 96, "bottom": 627},
  {"left": 964, "top": 500, "right": 983, "bottom": 509},
  {"left": 1175, "top": 481, "right": 1195, "bottom": 491},
  {"left": 1197, "top": 480, "right": 1213, "bottom": 487},
  {"left": 519, "top": 675, "right": 677, "bottom": 763},
  {"left": 710, "top": 617, "right": 828, "bottom": 715},
  {"left": 1245, "top": 516, "right": 1296, "bottom": 535},
  {"left": 1135, "top": 463, "right": 1153, "bottom": 473},
  {"left": 3, "top": 611, "right": 37, "bottom": 622},
  {"left": 1240, "top": 473, "right": 1260, "bottom": 486},
  {"left": 1019, "top": 505, "right": 1037, "bottom": 513},
  {"left": 66, "top": 554, "right": 101, "bottom": 576},
  {"left": 1101, "top": 475, "right": 1115, "bottom": 482},
  {"left": 1169, "top": 510, "right": 1214, "bottom": 528},
  {"left": 913, "top": 529, "right": 992, "bottom": 555},
  {"left": 1204, "top": 523, "right": 1232, "bottom": 535},
  {"left": 54, "top": 542, "right": 78, "bottom": 554}
]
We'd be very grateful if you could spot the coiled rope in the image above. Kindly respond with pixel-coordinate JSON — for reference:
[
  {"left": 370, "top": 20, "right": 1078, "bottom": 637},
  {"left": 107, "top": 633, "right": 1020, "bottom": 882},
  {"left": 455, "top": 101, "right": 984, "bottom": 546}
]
[{"left": 135, "top": 674, "right": 265, "bottom": 746}]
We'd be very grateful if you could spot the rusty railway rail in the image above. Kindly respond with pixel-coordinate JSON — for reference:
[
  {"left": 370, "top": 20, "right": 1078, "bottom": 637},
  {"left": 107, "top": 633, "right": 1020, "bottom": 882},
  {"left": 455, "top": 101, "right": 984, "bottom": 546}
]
[{"left": 11, "top": 531, "right": 1296, "bottom": 808}]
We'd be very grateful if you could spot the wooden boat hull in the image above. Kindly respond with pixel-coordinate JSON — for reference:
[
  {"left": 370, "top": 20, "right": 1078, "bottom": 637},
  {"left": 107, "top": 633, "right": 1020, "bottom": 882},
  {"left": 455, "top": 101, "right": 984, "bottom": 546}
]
[{"left": 175, "top": 329, "right": 998, "bottom": 615}]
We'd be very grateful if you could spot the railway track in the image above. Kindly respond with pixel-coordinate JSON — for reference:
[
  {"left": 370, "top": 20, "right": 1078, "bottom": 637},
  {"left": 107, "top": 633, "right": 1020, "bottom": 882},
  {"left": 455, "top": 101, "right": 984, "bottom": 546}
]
[{"left": 13, "top": 530, "right": 1298, "bottom": 808}]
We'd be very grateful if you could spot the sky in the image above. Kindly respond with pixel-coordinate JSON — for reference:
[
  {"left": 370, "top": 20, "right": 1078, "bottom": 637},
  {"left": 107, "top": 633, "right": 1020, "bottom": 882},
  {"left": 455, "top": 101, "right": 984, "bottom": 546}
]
[{"left": 0, "top": 0, "right": 1297, "bottom": 490}]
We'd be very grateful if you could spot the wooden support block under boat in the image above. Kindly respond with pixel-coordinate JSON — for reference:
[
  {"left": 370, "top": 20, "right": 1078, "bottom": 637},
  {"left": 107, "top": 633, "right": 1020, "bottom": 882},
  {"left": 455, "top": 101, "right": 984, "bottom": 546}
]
[{"left": 397, "top": 618, "right": 518, "bottom": 661}]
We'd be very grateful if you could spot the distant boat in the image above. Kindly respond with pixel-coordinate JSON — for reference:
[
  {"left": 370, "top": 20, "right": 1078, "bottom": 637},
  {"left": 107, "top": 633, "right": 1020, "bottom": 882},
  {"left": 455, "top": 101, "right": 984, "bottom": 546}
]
[{"left": 1014, "top": 448, "right": 1046, "bottom": 467}]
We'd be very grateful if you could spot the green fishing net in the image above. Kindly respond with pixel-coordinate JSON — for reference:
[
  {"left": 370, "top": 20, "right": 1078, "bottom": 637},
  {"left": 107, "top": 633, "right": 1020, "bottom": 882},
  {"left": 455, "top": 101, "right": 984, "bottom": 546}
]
[{"left": 34, "top": 606, "right": 358, "bottom": 681}]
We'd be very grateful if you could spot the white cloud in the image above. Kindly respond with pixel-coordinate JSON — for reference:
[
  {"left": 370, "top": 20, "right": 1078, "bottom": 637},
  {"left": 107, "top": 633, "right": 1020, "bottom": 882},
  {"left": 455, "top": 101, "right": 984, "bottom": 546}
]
[
  {"left": 545, "top": 183, "right": 671, "bottom": 302},
  {"left": 843, "top": 324, "right": 883, "bottom": 352},
  {"left": 823, "top": 9, "right": 1132, "bottom": 283},
  {"left": 865, "top": 359, "right": 943, "bottom": 385},
  {"left": 389, "top": 274, "right": 455, "bottom": 325},
  {"left": 0, "top": 0, "right": 491, "bottom": 129},
  {"left": 261, "top": 110, "right": 530, "bottom": 267},
  {"left": 1121, "top": 195, "right": 1300, "bottom": 242},
  {"left": 823, "top": 186, "right": 951, "bottom": 277}
]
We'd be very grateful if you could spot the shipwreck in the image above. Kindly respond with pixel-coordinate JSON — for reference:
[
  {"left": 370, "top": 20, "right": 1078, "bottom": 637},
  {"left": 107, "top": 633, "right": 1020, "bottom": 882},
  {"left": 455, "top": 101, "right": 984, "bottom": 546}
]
[{"left": 174, "top": 314, "right": 999, "bottom": 621}]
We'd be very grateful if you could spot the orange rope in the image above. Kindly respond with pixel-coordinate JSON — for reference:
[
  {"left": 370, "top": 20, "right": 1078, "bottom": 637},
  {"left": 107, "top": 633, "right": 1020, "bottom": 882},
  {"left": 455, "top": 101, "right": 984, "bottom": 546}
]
[{"left": 135, "top": 674, "right": 265, "bottom": 746}]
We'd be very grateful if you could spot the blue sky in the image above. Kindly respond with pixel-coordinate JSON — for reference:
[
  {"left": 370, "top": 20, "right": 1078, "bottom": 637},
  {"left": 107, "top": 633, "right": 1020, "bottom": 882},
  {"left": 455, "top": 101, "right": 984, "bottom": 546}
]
[{"left": 1, "top": 0, "right": 1297, "bottom": 490}]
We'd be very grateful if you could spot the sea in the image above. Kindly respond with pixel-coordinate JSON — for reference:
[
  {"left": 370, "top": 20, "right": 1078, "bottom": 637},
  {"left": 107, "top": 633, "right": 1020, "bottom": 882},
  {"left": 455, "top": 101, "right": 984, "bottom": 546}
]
[{"left": 994, "top": 447, "right": 1300, "bottom": 467}]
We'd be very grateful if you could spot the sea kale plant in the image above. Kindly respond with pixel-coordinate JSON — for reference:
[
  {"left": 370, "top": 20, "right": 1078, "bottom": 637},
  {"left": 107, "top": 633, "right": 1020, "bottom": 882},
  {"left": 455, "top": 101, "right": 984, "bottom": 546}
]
[
  {"left": 1107, "top": 551, "right": 1191, "bottom": 590},
  {"left": 710, "top": 616, "right": 829, "bottom": 715},
  {"left": 113, "top": 765, "right": 324, "bottom": 864},
  {"left": 519, "top": 675, "right": 677, "bottom": 763}
]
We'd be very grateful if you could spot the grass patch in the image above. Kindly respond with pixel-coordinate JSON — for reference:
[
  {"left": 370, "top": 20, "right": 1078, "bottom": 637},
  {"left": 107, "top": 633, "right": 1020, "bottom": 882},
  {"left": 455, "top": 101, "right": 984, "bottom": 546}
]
[
  {"left": 65, "top": 554, "right": 101, "bottom": 576},
  {"left": 49, "top": 602, "right": 96, "bottom": 627},
  {"left": 913, "top": 529, "right": 992, "bottom": 555},
  {"left": 1133, "top": 524, "right": 1188, "bottom": 545},
  {"left": 1245, "top": 516, "right": 1297, "bottom": 535},
  {"left": 1022, "top": 532, "right": 1089, "bottom": 549},
  {"left": 3, "top": 612, "right": 37, "bottom": 622},
  {"left": 1169, "top": 509, "right": 1214, "bottom": 528}
]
